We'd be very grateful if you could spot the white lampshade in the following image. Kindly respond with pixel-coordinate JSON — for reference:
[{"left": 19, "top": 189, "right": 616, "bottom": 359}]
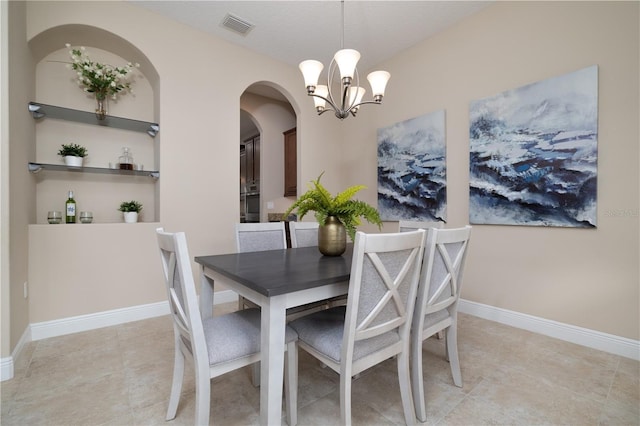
[
  {"left": 299, "top": 60, "right": 324, "bottom": 89},
  {"left": 367, "top": 70, "right": 391, "bottom": 97},
  {"left": 347, "top": 86, "right": 365, "bottom": 107},
  {"left": 313, "top": 85, "right": 329, "bottom": 110},
  {"left": 333, "top": 49, "right": 360, "bottom": 80}
]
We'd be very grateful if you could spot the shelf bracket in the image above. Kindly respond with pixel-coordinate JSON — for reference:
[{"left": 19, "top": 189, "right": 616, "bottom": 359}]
[
  {"left": 147, "top": 124, "right": 160, "bottom": 137},
  {"left": 28, "top": 103, "right": 45, "bottom": 119},
  {"left": 150, "top": 171, "right": 160, "bottom": 179},
  {"left": 28, "top": 163, "right": 42, "bottom": 173}
]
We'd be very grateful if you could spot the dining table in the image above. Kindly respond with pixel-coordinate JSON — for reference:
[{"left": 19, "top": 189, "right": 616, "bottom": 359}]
[{"left": 195, "top": 244, "right": 353, "bottom": 425}]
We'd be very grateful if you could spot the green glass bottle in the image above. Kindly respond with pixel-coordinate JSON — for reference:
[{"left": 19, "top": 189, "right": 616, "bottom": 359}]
[{"left": 65, "top": 190, "right": 76, "bottom": 224}]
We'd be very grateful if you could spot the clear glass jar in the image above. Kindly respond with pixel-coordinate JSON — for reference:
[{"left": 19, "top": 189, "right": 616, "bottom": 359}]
[{"left": 118, "top": 147, "right": 134, "bottom": 170}]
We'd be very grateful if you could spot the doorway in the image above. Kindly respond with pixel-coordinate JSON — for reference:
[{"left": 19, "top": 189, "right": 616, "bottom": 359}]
[{"left": 240, "top": 83, "right": 296, "bottom": 223}]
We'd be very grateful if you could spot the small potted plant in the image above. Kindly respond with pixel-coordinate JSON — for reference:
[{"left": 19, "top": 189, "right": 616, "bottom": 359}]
[
  {"left": 58, "top": 143, "right": 88, "bottom": 167},
  {"left": 118, "top": 200, "right": 143, "bottom": 223},
  {"left": 283, "top": 172, "right": 382, "bottom": 256}
]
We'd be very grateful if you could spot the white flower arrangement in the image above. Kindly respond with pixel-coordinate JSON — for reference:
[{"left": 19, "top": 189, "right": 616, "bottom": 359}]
[{"left": 65, "top": 43, "right": 139, "bottom": 100}]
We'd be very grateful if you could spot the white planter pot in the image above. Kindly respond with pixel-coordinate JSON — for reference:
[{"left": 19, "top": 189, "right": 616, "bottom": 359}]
[
  {"left": 123, "top": 212, "right": 138, "bottom": 223},
  {"left": 64, "top": 156, "right": 83, "bottom": 167}
]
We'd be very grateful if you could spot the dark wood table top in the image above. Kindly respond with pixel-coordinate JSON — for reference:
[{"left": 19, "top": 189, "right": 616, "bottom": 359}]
[{"left": 195, "top": 245, "right": 353, "bottom": 297}]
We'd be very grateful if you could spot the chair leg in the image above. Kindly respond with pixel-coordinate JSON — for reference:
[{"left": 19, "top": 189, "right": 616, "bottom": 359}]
[
  {"left": 398, "top": 350, "right": 417, "bottom": 426},
  {"left": 411, "top": 333, "right": 427, "bottom": 422},
  {"left": 339, "top": 373, "right": 352, "bottom": 425},
  {"left": 166, "top": 345, "right": 185, "bottom": 420},
  {"left": 284, "top": 341, "right": 298, "bottom": 426},
  {"left": 194, "top": 368, "right": 211, "bottom": 426},
  {"left": 446, "top": 322, "right": 462, "bottom": 387},
  {"left": 252, "top": 363, "right": 261, "bottom": 387}
]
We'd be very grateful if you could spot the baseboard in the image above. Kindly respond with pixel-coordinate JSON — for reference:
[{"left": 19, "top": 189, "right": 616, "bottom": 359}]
[
  {"left": 458, "top": 299, "right": 640, "bottom": 361},
  {"left": 0, "top": 290, "right": 239, "bottom": 382},
  {"left": 30, "top": 301, "right": 170, "bottom": 341},
  {"left": 30, "top": 290, "right": 239, "bottom": 341},
  {"left": 0, "top": 356, "right": 12, "bottom": 382},
  {"left": 1, "top": 322, "right": 32, "bottom": 381}
]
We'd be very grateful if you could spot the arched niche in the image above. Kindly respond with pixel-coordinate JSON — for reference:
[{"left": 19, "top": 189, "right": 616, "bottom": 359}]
[{"left": 28, "top": 24, "right": 161, "bottom": 223}]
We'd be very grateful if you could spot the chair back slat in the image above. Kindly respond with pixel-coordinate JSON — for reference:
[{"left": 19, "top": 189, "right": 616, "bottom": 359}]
[{"left": 169, "top": 288, "right": 190, "bottom": 337}]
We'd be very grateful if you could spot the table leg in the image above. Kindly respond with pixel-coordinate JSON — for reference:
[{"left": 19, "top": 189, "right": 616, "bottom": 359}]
[
  {"left": 199, "top": 266, "right": 215, "bottom": 320},
  {"left": 260, "top": 296, "right": 287, "bottom": 426}
]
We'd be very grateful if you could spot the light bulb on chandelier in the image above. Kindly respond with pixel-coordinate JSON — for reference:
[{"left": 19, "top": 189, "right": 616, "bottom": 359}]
[{"left": 299, "top": 1, "right": 390, "bottom": 120}]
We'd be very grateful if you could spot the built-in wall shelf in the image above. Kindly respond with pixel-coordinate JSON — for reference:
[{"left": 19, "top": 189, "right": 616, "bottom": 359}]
[
  {"left": 28, "top": 162, "right": 159, "bottom": 179},
  {"left": 28, "top": 102, "right": 159, "bottom": 137}
]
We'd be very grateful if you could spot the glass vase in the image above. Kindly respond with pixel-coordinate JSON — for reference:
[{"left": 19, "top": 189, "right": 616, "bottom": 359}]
[{"left": 95, "top": 95, "right": 107, "bottom": 120}]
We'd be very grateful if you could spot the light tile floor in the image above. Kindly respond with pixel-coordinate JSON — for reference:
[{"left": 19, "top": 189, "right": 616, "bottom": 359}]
[{"left": 2, "top": 303, "right": 638, "bottom": 425}]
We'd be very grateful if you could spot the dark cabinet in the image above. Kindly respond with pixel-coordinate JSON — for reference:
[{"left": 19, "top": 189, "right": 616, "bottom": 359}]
[
  {"left": 242, "top": 135, "right": 260, "bottom": 193},
  {"left": 284, "top": 128, "right": 296, "bottom": 196}
]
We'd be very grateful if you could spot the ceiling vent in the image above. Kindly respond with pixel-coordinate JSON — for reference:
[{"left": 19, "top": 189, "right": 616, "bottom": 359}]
[{"left": 221, "top": 13, "right": 254, "bottom": 36}]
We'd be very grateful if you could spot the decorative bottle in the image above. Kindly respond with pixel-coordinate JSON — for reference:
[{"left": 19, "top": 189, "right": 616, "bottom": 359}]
[
  {"left": 65, "top": 190, "right": 76, "bottom": 224},
  {"left": 118, "top": 147, "right": 134, "bottom": 170}
]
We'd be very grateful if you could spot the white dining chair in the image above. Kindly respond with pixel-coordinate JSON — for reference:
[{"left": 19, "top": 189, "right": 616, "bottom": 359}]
[
  {"left": 289, "top": 230, "right": 426, "bottom": 425},
  {"left": 235, "top": 222, "right": 288, "bottom": 310},
  {"left": 410, "top": 225, "right": 471, "bottom": 422},
  {"left": 156, "top": 228, "right": 298, "bottom": 426},
  {"left": 398, "top": 220, "right": 444, "bottom": 232},
  {"left": 289, "top": 221, "right": 319, "bottom": 248}
]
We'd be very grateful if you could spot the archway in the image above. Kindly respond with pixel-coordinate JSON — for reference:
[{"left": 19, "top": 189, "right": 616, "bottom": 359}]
[{"left": 239, "top": 83, "right": 297, "bottom": 222}]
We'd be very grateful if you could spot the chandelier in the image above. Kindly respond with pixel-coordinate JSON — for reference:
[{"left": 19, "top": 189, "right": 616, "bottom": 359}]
[{"left": 299, "top": 0, "right": 390, "bottom": 120}]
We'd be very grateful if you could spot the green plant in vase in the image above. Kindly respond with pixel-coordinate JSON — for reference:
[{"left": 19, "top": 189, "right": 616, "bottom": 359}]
[
  {"left": 283, "top": 172, "right": 382, "bottom": 255},
  {"left": 64, "top": 43, "right": 139, "bottom": 119}
]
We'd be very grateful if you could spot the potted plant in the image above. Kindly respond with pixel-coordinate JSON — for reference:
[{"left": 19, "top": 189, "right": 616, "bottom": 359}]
[
  {"left": 58, "top": 143, "right": 88, "bottom": 167},
  {"left": 283, "top": 172, "right": 382, "bottom": 256},
  {"left": 118, "top": 200, "right": 143, "bottom": 223}
]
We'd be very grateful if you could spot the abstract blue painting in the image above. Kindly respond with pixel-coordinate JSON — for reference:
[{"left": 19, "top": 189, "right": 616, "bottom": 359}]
[
  {"left": 377, "top": 110, "right": 446, "bottom": 221},
  {"left": 469, "top": 65, "right": 598, "bottom": 228}
]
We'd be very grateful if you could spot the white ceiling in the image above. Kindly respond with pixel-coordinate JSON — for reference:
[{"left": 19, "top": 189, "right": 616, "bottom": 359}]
[
  {"left": 128, "top": 1, "right": 493, "bottom": 137},
  {"left": 129, "top": 1, "right": 492, "bottom": 72}
]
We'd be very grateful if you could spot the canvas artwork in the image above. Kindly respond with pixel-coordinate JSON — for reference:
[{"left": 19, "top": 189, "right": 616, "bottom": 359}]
[
  {"left": 377, "top": 110, "right": 446, "bottom": 221},
  {"left": 469, "top": 65, "right": 598, "bottom": 228}
]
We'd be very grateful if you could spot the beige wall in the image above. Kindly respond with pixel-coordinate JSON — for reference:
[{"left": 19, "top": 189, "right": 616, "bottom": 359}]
[
  {"left": 3, "top": 1, "right": 638, "bottom": 359},
  {"left": 6, "top": 0, "right": 343, "bottom": 340},
  {"left": 348, "top": 1, "right": 639, "bottom": 339},
  {"left": 4, "top": 0, "right": 35, "bottom": 357},
  {"left": 1, "top": 0, "right": 9, "bottom": 358}
]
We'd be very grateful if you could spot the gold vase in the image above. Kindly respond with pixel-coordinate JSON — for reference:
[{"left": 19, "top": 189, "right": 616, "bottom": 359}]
[
  {"left": 95, "top": 94, "right": 107, "bottom": 120},
  {"left": 318, "top": 216, "right": 347, "bottom": 256}
]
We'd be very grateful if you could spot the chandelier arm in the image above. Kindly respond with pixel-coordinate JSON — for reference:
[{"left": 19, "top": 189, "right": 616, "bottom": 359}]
[
  {"left": 326, "top": 61, "right": 339, "bottom": 109},
  {"left": 308, "top": 92, "right": 340, "bottom": 115},
  {"left": 344, "top": 99, "right": 384, "bottom": 116}
]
